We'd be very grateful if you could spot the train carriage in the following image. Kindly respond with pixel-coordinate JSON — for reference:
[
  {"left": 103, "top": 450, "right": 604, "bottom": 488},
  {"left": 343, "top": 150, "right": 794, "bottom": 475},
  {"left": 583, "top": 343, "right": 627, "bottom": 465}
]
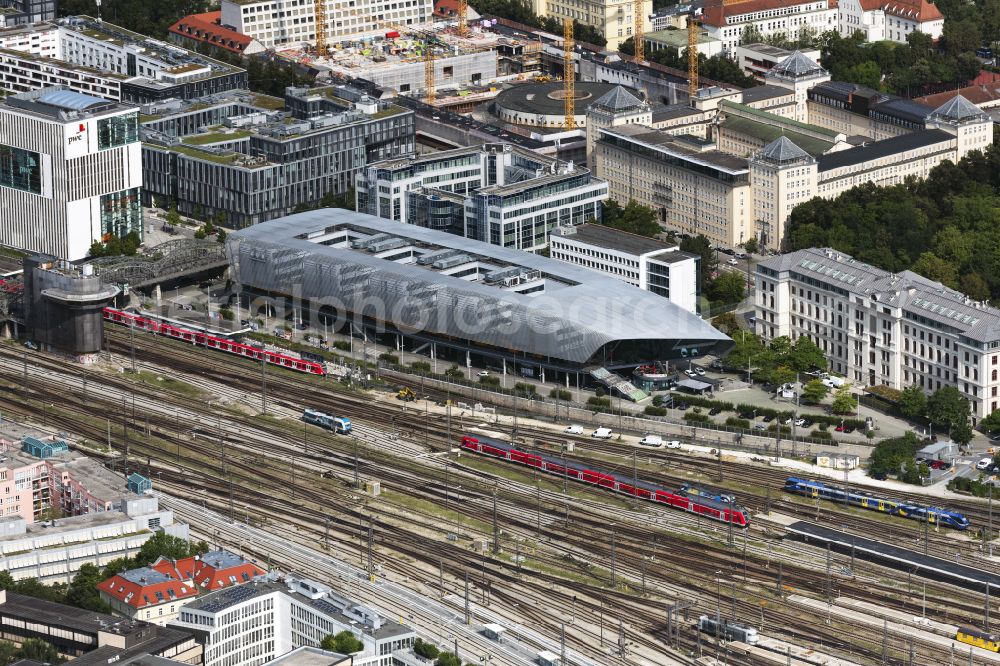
[
  {"left": 461, "top": 435, "right": 749, "bottom": 527},
  {"left": 103, "top": 308, "right": 326, "bottom": 377}
]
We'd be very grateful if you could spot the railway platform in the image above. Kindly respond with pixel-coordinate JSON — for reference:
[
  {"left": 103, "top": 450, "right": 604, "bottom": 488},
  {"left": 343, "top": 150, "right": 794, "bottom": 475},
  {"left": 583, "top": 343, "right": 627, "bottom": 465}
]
[
  {"left": 789, "top": 595, "right": 1000, "bottom": 664},
  {"left": 729, "top": 638, "right": 863, "bottom": 666},
  {"left": 833, "top": 597, "right": 958, "bottom": 638},
  {"left": 785, "top": 521, "right": 1000, "bottom": 590}
]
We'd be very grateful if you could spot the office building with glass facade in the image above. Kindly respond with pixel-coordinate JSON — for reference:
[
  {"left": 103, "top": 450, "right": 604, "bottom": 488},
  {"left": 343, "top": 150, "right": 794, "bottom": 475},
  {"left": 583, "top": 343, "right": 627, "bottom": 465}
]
[
  {"left": 0, "top": 87, "right": 142, "bottom": 260},
  {"left": 355, "top": 144, "right": 608, "bottom": 252},
  {"left": 141, "top": 85, "right": 414, "bottom": 228}
]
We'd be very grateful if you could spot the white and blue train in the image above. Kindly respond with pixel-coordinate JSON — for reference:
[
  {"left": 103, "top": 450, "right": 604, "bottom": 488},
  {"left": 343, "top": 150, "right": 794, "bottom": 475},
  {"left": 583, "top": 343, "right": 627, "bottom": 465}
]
[
  {"left": 784, "top": 477, "right": 970, "bottom": 530},
  {"left": 698, "top": 615, "right": 758, "bottom": 644},
  {"left": 303, "top": 409, "right": 352, "bottom": 434}
]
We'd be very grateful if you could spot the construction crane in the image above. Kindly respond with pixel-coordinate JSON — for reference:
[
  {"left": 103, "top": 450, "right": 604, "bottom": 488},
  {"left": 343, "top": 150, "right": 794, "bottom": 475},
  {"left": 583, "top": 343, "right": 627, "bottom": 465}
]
[
  {"left": 425, "top": 43, "right": 436, "bottom": 103},
  {"left": 687, "top": 15, "right": 698, "bottom": 102},
  {"left": 563, "top": 18, "right": 575, "bottom": 129},
  {"left": 458, "top": 0, "right": 468, "bottom": 36},
  {"left": 314, "top": 0, "right": 328, "bottom": 57},
  {"left": 634, "top": 0, "right": 644, "bottom": 62}
]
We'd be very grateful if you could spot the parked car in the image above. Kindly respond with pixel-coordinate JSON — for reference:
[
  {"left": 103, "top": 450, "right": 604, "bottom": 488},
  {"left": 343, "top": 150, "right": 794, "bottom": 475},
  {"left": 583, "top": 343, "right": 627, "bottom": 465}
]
[
  {"left": 664, "top": 440, "right": 682, "bottom": 449},
  {"left": 794, "top": 418, "right": 806, "bottom": 427},
  {"left": 835, "top": 424, "right": 845, "bottom": 432},
  {"left": 639, "top": 435, "right": 663, "bottom": 447},
  {"left": 477, "top": 370, "right": 490, "bottom": 377},
  {"left": 977, "top": 457, "right": 994, "bottom": 470},
  {"left": 799, "top": 419, "right": 813, "bottom": 428},
  {"left": 710, "top": 360, "right": 723, "bottom": 370},
  {"left": 564, "top": 425, "right": 584, "bottom": 435},
  {"left": 727, "top": 258, "right": 739, "bottom": 266},
  {"left": 762, "top": 414, "right": 774, "bottom": 423},
  {"left": 694, "top": 367, "right": 706, "bottom": 376},
  {"left": 753, "top": 423, "right": 767, "bottom": 431},
  {"left": 709, "top": 407, "right": 722, "bottom": 416},
  {"left": 591, "top": 427, "right": 614, "bottom": 439},
  {"left": 844, "top": 426, "right": 856, "bottom": 434},
  {"left": 684, "top": 369, "right": 697, "bottom": 377}
]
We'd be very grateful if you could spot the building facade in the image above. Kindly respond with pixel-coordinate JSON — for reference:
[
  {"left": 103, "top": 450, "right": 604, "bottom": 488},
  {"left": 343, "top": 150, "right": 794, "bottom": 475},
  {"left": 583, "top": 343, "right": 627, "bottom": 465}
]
[
  {"left": 530, "top": 0, "right": 652, "bottom": 49},
  {"left": 219, "top": 0, "right": 432, "bottom": 50},
  {"left": 0, "top": 19, "right": 247, "bottom": 103},
  {"left": 837, "top": 0, "right": 943, "bottom": 42},
  {"left": 0, "top": 0, "right": 55, "bottom": 25},
  {"left": 756, "top": 248, "right": 1000, "bottom": 421},
  {"left": 549, "top": 223, "right": 699, "bottom": 313},
  {"left": 356, "top": 143, "right": 607, "bottom": 252},
  {"left": 734, "top": 43, "right": 822, "bottom": 82},
  {"left": 0, "top": 87, "right": 142, "bottom": 260},
  {"left": 170, "top": 577, "right": 415, "bottom": 666},
  {"left": 700, "top": 0, "right": 838, "bottom": 56},
  {"left": 594, "top": 125, "right": 753, "bottom": 249},
  {"left": 142, "top": 85, "right": 415, "bottom": 228},
  {"left": 169, "top": 11, "right": 267, "bottom": 56},
  {"left": 586, "top": 86, "right": 651, "bottom": 169}
]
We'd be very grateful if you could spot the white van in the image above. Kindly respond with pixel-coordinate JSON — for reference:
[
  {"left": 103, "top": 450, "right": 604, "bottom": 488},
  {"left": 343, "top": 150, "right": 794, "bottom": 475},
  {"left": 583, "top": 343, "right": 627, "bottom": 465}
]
[
  {"left": 591, "top": 427, "right": 614, "bottom": 439},
  {"left": 639, "top": 435, "right": 663, "bottom": 447}
]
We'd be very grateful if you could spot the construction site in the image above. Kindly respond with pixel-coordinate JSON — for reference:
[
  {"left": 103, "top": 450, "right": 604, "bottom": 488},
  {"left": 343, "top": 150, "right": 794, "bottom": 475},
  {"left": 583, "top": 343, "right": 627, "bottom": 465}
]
[{"left": 275, "top": 19, "right": 527, "bottom": 101}]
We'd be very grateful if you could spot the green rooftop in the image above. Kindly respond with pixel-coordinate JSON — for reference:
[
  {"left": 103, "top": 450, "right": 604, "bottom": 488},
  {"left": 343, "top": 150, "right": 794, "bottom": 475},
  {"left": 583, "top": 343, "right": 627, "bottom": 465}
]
[
  {"left": 719, "top": 115, "right": 833, "bottom": 157},
  {"left": 182, "top": 130, "right": 252, "bottom": 145},
  {"left": 251, "top": 94, "right": 285, "bottom": 110},
  {"left": 720, "top": 100, "right": 840, "bottom": 139}
]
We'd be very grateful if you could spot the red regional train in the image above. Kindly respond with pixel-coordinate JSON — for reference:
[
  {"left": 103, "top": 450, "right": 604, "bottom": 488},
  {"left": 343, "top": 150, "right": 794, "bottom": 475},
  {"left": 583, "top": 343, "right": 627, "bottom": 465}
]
[
  {"left": 460, "top": 434, "right": 749, "bottom": 526},
  {"left": 103, "top": 308, "right": 326, "bottom": 376}
]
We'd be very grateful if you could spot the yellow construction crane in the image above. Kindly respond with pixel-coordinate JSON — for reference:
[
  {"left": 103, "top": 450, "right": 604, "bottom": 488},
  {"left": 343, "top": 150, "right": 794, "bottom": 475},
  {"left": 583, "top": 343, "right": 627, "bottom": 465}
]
[
  {"left": 458, "top": 0, "right": 468, "bottom": 36},
  {"left": 634, "top": 0, "right": 644, "bottom": 62},
  {"left": 563, "top": 18, "right": 575, "bottom": 129},
  {"left": 425, "top": 43, "right": 435, "bottom": 103},
  {"left": 687, "top": 15, "right": 698, "bottom": 102},
  {"left": 314, "top": 0, "right": 328, "bottom": 57}
]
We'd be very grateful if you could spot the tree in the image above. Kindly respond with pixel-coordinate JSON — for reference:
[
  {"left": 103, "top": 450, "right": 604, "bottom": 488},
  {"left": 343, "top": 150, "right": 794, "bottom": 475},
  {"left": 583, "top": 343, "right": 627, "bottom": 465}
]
[
  {"left": 743, "top": 237, "right": 758, "bottom": 254},
  {"left": 134, "top": 532, "right": 195, "bottom": 567},
  {"left": 801, "top": 379, "right": 830, "bottom": 405},
  {"left": 216, "top": 228, "right": 227, "bottom": 244},
  {"left": 102, "top": 557, "right": 134, "bottom": 579},
  {"left": 413, "top": 638, "right": 440, "bottom": 660},
  {"left": 679, "top": 234, "right": 718, "bottom": 287},
  {"left": 321, "top": 630, "right": 364, "bottom": 654},
  {"left": 912, "top": 251, "right": 958, "bottom": 288},
  {"left": 740, "top": 24, "right": 764, "bottom": 44},
  {"left": 926, "top": 385, "right": 969, "bottom": 432},
  {"left": 951, "top": 420, "right": 974, "bottom": 446},
  {"left": 898, "top": 384, "right": 928, "bottom": 420},
  {"left": 65, "top": 564, "right": 112, "bottom": 613},
  {"left": 981, "top": 408, "right": 1000, "bottom": 434},
  {"left": 708, "top": 271, "right": 745, "bottom": 305},
  {"left": 600, "top": 199, "right": 661, "bottom": 237},
  {"left": 788, "top": 336, "right": 826, "bottom": 372},
  {"left": 712, "top": 312, "right": 743, "bottom": 336},
  {"left": 434, "top": 654, "right": 462, "bottom": 666},
  {"left": 15, "top": 639, "right": 63, "bottom": 664},
  {"left": 868, "top": 432, "right": 922, "bottom": 479},
  {"left": 831, "top": 386, "right": 857, "bottom": 415},
  {"left": 165, "top": 205, "right": 181, "bottom": 227}
]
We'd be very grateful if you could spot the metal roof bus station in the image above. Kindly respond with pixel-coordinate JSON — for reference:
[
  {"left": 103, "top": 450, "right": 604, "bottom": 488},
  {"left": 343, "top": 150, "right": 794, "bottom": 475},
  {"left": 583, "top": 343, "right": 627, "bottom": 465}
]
[{"left": 226, "top": 210, "right": 731, "bottom": 390}]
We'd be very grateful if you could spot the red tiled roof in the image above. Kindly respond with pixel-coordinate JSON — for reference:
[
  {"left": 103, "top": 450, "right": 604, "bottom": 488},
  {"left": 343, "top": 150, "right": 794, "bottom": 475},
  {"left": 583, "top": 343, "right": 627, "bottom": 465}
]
[
  {"left": 97, "top": 571, "right": 197, "bottom": 609},
  {"left": 914, "top": 84, "right": 1000, "bottom": 107},
  {"left": 152, "top": 555, "right": 266, "bottom": 591},
  {"left": 856, "top": 0, "right": 942, "bottom": 21},
  {"left": 701, "top": 0, "right": 837, "bottom": 28},
  {"left": 168, "top": 11, "right": 254, "bottom": 54}
]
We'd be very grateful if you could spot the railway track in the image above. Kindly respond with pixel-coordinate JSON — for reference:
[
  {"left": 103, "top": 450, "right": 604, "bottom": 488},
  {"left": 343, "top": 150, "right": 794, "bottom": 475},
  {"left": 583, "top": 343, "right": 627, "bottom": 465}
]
[{"left": 6, "top": 332, "right": 999, "bottom": 663}]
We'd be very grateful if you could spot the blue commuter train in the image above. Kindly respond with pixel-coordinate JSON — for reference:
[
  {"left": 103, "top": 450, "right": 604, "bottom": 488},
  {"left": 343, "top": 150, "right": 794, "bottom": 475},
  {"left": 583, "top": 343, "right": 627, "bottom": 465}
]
[{"left": 784, "top": 477, "right": 970, "bottom": 530}]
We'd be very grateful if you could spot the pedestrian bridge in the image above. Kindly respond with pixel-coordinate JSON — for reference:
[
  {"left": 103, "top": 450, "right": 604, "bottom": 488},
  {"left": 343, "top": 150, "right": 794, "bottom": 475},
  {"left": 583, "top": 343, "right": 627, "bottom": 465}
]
[{"left": 90, "top": 239, "right": 228, "bottom": 288}]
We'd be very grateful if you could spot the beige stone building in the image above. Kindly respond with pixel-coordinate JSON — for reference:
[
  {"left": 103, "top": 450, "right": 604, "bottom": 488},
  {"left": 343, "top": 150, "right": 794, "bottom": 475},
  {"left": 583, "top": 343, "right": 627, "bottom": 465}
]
[{"left": 533, "top": 0, "right": 653, "bottom": 49}]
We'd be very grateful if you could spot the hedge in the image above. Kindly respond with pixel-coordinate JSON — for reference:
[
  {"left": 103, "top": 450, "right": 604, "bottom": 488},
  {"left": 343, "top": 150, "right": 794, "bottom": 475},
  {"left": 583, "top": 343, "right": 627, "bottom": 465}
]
[
  {"left": 725, "top": 417, "right": 751, "bottom": 429},
  {"left": 812, "top": 430, "right": 833, "bottom": 440},
  {"left": 644, "top": 406, "right": 667, "bottom": 417},
  {"left": 588, "top": 396, "right": 611, "bottom": 408},
  {"left": 684, "top": 412, "right": 711, "bottom": 423}
]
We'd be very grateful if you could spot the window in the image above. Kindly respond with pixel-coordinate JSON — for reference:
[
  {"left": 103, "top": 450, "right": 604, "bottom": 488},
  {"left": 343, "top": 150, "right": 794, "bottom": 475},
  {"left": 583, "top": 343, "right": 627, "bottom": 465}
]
[
  {"left": 0, "top": 144, "right": 42, "bottom": 194},
  {"left": 97, "top": 112, "right": 139, "bottom": 150}
]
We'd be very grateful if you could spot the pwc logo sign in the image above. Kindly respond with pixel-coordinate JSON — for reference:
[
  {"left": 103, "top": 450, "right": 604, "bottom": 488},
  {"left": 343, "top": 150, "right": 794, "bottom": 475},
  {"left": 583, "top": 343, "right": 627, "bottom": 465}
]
[
  {"left": 67, "top": 123, "right": 86, "bottom": 145},
  {"left": 65, "top": 122, "right": 88, "bottom": 157}
]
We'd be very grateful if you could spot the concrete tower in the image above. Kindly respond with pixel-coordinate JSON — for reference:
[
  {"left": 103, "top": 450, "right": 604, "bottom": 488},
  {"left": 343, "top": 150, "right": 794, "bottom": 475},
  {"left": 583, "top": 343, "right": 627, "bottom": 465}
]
[
  {"left": 749, "top": 136, "right": 817, "bottom": 251},
  {"left": 765, "top": 51, "right": 831, "bottom": 123}
]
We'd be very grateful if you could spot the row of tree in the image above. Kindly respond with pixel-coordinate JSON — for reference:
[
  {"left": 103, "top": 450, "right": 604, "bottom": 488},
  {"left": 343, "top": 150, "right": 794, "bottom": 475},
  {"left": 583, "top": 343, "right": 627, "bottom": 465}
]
[
  {"left": 785, "top": 137, "right": 1000, "bottom": 301},
  {"left": 618, "top": 36, "right": 756, "bottom": 89}
]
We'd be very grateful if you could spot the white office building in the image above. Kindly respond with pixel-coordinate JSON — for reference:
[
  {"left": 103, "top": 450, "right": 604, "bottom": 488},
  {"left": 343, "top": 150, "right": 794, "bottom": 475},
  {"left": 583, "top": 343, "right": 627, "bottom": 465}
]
[
  {"left": 170, "top": 577, "right": 415, "bottom": 666},
  {"left": 356, "top": 143, "right": 608, "bottom": 252},
  {"left": 756, "top": 247, "right": 1000, "bottom": 421},
  {"left": 0, "top": 87, "right": 142, "bottom": 260},
  {"left": 550, "top": 223, "right": 699, "bottom": 313}
]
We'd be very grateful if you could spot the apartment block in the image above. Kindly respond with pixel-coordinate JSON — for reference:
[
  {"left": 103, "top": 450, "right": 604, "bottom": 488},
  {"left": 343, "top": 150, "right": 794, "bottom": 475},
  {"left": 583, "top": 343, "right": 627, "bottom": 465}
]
[
  {"left": 530, "top": 0, "right": 652, "bottom": 49},
  {"left": 701, "top": 0, "right": 838, "bottom": 56},
  {"left": 756, "top": 247, "right": 1000, "bottom": 421},
  {"left": 837, "top": 0, "right": 943, "bottom": 42}
]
